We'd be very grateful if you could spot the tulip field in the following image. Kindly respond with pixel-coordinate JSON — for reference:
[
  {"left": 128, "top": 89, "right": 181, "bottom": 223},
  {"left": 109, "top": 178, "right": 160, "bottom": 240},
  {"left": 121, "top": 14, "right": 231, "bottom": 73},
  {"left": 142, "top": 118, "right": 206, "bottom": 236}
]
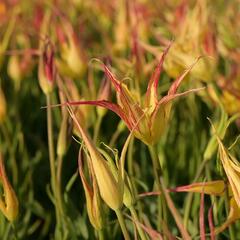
[{"left": 0, "top": 0, "right": 240, "bottom": 239}]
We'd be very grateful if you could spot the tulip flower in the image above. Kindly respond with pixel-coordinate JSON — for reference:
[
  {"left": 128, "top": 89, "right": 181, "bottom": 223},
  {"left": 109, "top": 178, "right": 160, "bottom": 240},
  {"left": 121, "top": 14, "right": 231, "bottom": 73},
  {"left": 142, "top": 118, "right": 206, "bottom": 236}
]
[{"left": 65, "top": 45, "right": 203, "bottom": 145}]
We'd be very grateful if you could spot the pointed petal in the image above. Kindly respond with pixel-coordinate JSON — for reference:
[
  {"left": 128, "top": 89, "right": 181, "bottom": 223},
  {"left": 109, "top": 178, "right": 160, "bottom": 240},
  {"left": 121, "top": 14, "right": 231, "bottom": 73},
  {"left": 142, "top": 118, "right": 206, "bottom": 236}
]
[
  {"left": 103, "top": 65, "right": 143, "bottom": 129},
  {"left": 145, "top": 43, "right": 171, "bottom": 107},
  {"left": 173, "top": 181, "right": 226, "bottom": 196},
  {"left": 67, "top": 100, "right": 132, "bottom": 129},
  {"left": 151, "top": 87, "right": 204, "bottom": 124},
  {"left": 168, "top": 56, "right": 202, "bottom": 95},
  {"left": 159, "top": 87, "right": 205, "bottom": 105},
  {"left": 103, "top": 65, "right": 121, "bottom": 91}
]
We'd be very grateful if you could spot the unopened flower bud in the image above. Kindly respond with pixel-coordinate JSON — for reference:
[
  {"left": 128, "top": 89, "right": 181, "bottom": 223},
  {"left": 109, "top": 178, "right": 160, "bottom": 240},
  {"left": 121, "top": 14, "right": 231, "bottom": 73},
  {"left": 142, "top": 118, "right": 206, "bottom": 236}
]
[
  {"left": 70, "top": 108, "right": 123, "bottom": 210},
  {"left": 8, "top": 55, "right": 22, "bottom": 91},
  {"left": 0, "top": 154, "right": 19, "bottom": 221},
  {"left": 78, "top": 149, "right": 103, "bottom": 230},
  {"left": 38, "top": 43, "right": 55, "bottom": 94}
]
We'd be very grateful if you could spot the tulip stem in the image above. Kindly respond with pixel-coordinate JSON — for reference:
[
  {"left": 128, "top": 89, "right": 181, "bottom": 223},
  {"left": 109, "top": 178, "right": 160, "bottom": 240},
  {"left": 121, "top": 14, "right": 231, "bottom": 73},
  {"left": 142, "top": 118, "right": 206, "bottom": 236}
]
[
  {"left": 94, "top": 115, "right": 102, "bottom": 143},
  {"left": 184, "top": 158, "right": 208, "bottom": 227},
  {"left": 224, "top": 190, "right": 235, "bottom": 240},
  {"left": 98, "top": 229, "right": 105, "bottom": 240},
  {"left": 148, "top": 145, "right": 167, "bottom": 231},
  {"left": 56, "top": 154, "right": 64, "bottom": 216},
  {"left": 115, "top": 209, "right": 130, "bottom": 240},
  {"left": 46, "top": 94, "right": 62, "bottom": 229},
  {"left": 129, "top": 206, "right": 147, "bottom": 240}
]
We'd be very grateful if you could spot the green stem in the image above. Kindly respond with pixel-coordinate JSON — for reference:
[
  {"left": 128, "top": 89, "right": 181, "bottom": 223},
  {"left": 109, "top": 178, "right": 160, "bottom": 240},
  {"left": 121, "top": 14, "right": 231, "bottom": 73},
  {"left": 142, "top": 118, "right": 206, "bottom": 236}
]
[
  {"left": 127, "top": 137, "right": 145, "bottom": 233},
  {"left": 94, "top": 116, "right": 102, "bottom": 143},
  {"left": 47, "top": 94, "right": 56, "bottom": 195},
  {"left": 224, "top": 189, "right": 235, "bottom": 240},
  {"left": 148, "top": 145, "right": 167, "bottom": 231},
  {"left": 129, "top": 206, "right": 147, "bottom": 240},
  {"left": 46, "top": 94, "right": 61, "bottom": 227},
  {"left": 127, "top": 137, "right": 134, "bottom": 176},
  {"left": 56, "top": 155, "right": 64, "bottom": 216},
  {"left": 115, "top": 209, "right": 130, "bottom": 240},
  {"left": 184, "top": 159, "right": 208, "bottom": 227},
  {"left": 98, "top": 229, "right": 105, "bottom": 240}
]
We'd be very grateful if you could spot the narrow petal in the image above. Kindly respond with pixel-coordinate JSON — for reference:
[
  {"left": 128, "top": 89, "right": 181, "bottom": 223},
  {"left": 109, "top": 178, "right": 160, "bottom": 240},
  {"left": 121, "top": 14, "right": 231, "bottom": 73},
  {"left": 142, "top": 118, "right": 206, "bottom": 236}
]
[
  {"left": 66, "top": 100, "right": 132, "bottom": 129},
  {"left": 151, "top": 87, "right": 204, "bottom": 123},
  {"left": 159, "top": 87, "right": 205, "bottom": 105},
  {"left": 145, "top": 43, "right": 171, "bottom": 107},
  {"left": 104, "top": 65, "right": 121, "bottom": 91},
  {"left": 173, "top": 181, "right": 226, "bottom": 196},
  {"left": 168, "top": 56, "right": 202, "bottom": 95}
]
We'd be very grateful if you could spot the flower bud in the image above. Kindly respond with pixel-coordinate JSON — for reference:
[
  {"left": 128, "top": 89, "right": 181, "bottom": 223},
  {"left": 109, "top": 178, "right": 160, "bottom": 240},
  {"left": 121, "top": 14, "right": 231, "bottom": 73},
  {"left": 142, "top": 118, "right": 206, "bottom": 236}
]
[
  {"left": 8, "top": 55, "right": 22, "bottom": 91},
  {"left": 0, "top": 154, "right": 19, "bottom": 221},
  {"left": 69, "top": 108, "right": 123, "bottom": 210},
  {"left": 78, "top": 149, "right": 103, "bottom": 230},
  {"left": 38, "top": 43, "right": 55, "bottom": 95}
]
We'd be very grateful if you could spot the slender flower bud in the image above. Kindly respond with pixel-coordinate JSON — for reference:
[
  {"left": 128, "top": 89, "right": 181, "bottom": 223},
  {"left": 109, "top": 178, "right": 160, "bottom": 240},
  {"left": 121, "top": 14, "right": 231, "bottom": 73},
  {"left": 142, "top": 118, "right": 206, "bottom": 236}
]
[
  {"left": 69, "top": 107, "right": 123, "bottom": 210},
  {"left": 7, "top": 55, "right": 22, "bottom": 90},
  {"left": 38, "top": 42, "right": 55, "bottom": 94},
  {"left": 78, "top": 149, "right": 103, "bottom": 230},
  {"left": 0, "top": 154, "right": 19, "bottom": 221}
]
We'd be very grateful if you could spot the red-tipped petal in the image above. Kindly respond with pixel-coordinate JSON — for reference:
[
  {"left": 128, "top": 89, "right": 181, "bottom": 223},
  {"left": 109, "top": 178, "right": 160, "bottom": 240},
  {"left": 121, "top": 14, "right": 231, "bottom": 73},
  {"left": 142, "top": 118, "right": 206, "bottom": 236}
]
[
  {"left": 66, "top": 100, "right": 132, "bottom": 129},
  {"left": 145, "top": 43, "right": 171, "bottom": 106},
  {"left": 151, "top": 87, "right": 204, "bottom": 122},
  {"left": 172, "top": 181, "right": 226, "bottom": 196},
  {"left": 104, "top": 65, "right": 121, "bottom": 91},
  {"left": 168, "top": 56, "right": 202, "bottom": 95}
]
